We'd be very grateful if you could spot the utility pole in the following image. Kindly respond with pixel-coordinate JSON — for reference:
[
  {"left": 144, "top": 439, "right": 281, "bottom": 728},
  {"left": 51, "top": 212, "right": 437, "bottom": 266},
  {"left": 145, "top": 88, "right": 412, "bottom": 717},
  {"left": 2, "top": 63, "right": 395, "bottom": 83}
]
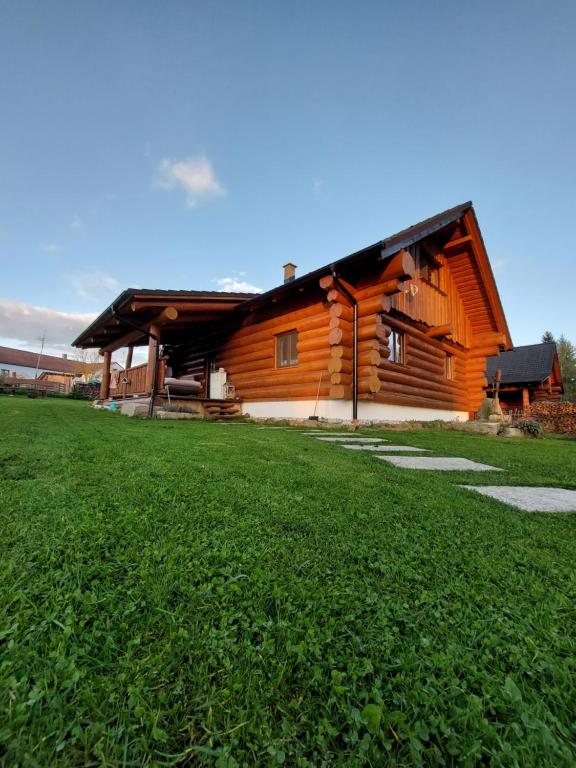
[{"left": 34, "top": 332, "right": 46, "bottom": 380}]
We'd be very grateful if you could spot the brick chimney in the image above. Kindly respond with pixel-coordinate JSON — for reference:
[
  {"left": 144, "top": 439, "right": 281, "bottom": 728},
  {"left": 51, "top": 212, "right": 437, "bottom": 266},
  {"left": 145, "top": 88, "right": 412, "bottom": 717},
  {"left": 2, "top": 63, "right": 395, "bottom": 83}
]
[{"left": 283, "top": 262, "right": 297, "bottom": 284}]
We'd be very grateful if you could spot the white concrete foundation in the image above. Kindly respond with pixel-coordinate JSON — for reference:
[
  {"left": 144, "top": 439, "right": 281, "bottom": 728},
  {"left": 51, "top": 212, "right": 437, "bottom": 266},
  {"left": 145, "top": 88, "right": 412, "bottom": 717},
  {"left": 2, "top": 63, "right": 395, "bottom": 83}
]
[{"left": 242, "top": 399, "right": 468, "bottom": 422}]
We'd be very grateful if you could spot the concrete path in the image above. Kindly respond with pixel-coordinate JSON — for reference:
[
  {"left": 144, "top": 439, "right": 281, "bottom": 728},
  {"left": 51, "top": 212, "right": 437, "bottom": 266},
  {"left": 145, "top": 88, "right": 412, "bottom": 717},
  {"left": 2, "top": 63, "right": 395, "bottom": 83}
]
[
  {"left": 460, "top": 485, "right": 576, "bottom": 512},
  {"left": 375, "top": 456, "right": 503, "bottom": 471},
  {"left": 316, "top": 436, "right": 385, "bottom": 443},
  {"left": 300, "top": 431, "right": 360, "bottom": 436},
  {"left": 341, "top": 444, "right": 428, "bottom": 452}
]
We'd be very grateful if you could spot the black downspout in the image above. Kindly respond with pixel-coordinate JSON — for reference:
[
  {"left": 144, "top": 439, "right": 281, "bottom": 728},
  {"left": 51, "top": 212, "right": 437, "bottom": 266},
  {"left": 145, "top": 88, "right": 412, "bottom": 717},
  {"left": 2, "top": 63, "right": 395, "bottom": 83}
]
[
  {"left": 330, "top": 268, "right": 358, "bottom": 421},
  {"left": 109, "top": 304, "right": 160, "bottom": 419},
  {"left": 147, "top": 337, "right": 159, "bottom": 419}
]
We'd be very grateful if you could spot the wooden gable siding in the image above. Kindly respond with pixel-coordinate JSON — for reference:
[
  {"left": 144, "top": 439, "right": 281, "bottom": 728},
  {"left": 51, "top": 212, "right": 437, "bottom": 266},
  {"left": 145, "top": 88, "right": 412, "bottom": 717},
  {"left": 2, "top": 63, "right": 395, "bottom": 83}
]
[
  {"left": 389, "top": 256, "right": 473, "bottom": 348},
  {"left": 445, "top": 250, "right": 498, "bottom": 335}
]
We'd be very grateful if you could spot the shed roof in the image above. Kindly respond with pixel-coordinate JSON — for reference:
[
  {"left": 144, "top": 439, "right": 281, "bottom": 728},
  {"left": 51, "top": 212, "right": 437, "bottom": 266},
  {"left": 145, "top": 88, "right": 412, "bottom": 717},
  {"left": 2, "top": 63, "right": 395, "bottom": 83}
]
[{"left": 486, "top": 343, "right": 558, "bottom": 385}]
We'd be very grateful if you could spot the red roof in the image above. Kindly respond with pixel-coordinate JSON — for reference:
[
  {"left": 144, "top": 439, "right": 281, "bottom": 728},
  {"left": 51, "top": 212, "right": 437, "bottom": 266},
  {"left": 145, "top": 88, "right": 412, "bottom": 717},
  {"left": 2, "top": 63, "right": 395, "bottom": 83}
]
[{"left": 0, "top": 345, "right": 87, "bottom": 374}]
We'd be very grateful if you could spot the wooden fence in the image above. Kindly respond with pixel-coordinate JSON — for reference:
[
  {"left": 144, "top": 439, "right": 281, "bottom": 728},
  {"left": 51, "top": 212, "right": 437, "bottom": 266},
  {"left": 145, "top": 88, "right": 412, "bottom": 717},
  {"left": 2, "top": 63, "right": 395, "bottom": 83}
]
[{"left": 0, "top": 379, "right": 67, "bottom": 395}]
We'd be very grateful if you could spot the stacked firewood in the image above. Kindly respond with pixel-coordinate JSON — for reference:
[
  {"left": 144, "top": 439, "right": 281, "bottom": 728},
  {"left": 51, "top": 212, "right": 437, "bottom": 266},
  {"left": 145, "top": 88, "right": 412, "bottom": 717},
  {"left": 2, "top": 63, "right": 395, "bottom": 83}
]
[{"left": 528, "top": 401, "right": 576, "bottom": 434}]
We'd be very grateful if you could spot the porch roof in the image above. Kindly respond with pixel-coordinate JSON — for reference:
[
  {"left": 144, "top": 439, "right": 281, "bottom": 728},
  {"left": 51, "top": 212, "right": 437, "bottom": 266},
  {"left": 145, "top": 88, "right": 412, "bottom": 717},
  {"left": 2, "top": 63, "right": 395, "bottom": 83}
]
[{"left": 72, "top": 289, "right": 257, "bottom": 351}]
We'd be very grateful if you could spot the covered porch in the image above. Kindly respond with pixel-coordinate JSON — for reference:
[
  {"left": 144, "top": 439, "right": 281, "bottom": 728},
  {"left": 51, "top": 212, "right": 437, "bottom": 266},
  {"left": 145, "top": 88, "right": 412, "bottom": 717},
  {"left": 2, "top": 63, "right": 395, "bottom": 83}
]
[{"left": 72, "top": 288, "right": 256, "bottom": 410}]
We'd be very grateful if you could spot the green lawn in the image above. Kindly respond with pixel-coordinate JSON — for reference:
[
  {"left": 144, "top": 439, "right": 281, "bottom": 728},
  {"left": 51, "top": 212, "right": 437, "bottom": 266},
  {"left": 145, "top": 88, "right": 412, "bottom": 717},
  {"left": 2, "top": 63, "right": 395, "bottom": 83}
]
[{"left": 1, "top": 398, "right": 575, "bottom": 767}]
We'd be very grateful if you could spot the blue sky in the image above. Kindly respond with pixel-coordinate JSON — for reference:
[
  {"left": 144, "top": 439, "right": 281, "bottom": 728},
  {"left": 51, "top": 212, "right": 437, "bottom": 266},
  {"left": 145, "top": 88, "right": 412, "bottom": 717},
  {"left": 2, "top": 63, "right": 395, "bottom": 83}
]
[{"left": 1, "top": 0, "right": 575, "bottom": 358}]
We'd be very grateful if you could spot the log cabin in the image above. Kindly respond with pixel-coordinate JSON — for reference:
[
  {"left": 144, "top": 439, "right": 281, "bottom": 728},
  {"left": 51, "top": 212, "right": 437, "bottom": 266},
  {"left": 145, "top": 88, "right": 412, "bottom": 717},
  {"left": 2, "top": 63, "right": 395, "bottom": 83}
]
[
  {"left": 485, "top": 342, "right": 564, "bottom": 413},
  {"left": 72, "top": 202, "right": 512, "bottom": 421}
]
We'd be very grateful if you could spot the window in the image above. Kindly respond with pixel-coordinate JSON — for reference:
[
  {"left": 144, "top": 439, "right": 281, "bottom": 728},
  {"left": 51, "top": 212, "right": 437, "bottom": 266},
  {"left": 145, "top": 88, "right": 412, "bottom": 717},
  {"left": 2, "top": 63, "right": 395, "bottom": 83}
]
[
  {"left": 419, "top": 247, "right": 441, "bottom": 289},
  {"left": 388, "top": 329, "right": 404, "bottom": 365},
  {"left": 426, "top": 264, "right": 440, "bottom": 288},
  {"left": 444, "top": 352, "right": 453, "bottom": 379},
  {"left": 276, "top": 330, "right": 298, "bottom": 368}
]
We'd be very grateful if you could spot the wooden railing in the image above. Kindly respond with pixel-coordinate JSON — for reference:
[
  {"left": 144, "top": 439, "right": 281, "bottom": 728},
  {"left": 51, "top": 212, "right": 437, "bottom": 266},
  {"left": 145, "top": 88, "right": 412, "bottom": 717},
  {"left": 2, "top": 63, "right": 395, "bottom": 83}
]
[
  {"left": 110, "top": 363, "right": 148, "bottom": 397},
  {"left": 108, "top": 360, "right": 169, "bottom": 398}
]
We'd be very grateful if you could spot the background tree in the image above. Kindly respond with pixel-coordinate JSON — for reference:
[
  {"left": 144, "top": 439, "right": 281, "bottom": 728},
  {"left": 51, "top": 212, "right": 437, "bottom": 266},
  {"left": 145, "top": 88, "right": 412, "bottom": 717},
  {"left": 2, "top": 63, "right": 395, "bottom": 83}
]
[
  {"left": 541, "top": 330, "right": 555, "bottom": 343},
  {"left": 75, "top": 348, "right": 102, "bottom": 366},
  {"left": 556, "top": 334, "right": 576, "bottom": 402}
]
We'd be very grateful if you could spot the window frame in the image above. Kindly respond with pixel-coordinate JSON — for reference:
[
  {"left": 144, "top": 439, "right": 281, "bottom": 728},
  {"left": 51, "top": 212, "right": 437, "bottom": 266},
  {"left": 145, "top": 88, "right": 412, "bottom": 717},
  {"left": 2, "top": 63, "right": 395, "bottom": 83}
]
[
  {"left": 276, "top": 329, "right": 299, "bottom": 369},
  {"left": 444, "top": 352, "right": 454, "bottom": 380},
  {"left": 388, "top": 328, "right": 405, "bottom": 366},
  {"left": 419, "top": 246, "right": 443, "bottom": 291}
]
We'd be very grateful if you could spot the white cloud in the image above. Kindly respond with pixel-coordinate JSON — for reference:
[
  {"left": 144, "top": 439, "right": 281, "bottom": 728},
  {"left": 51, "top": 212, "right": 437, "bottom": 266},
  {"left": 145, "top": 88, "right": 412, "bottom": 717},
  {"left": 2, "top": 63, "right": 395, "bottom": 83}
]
[
  {"left": 492, "top": 258, "right": 507, "bottom": 274},
  {"left": 156, "top": 156, "right": 226, "bottom": 207},
  {"left": 215, "top": 276, "right": 262, "bottom": 293},
  {"left": 41, "top": 243, "right": 61, "bottom": 253},
  {"left": 65, "top": 272, "right": 121, "bottom": 300},
  {"left": 0, "top": 298, "right": 95, "bottom": 352},
  {"left": 70, "top": 215, "right": 83, "bottom": 230},
  {"left": 312, "top": 178, "right": 326, "bottom": 195}
]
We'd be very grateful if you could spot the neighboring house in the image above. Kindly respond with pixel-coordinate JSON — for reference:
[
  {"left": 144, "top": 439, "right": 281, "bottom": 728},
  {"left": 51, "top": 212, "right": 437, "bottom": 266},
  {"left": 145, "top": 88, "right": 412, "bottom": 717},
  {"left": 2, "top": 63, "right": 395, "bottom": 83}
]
[
  {"left": 81, "top": 361, "right": 123, "bottom": 383},
  {"left": 0, "top": 346, "right": 87, "bottom": 392},
  {"left": 485, "top": 342, "right": 563, "bottom": 412},
  {"left": 73, "top": 202, "right": 512, "bottom": 421}
]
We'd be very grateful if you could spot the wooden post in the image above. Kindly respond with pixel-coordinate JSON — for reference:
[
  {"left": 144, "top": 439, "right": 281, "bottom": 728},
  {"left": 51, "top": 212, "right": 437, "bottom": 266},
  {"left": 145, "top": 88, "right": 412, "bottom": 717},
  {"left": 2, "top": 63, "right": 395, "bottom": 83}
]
[
  {"left": 123, "top": 346, "right": 134, "bottom": 397},
  {"left": 145, "top": 324, "right": 161, "bottom": 394},
  {"left": 522, "top": 387, "right": 530, "bottom": 413},
  {"left": 100, "top": 351, "right": 111, "bottom": 399}
]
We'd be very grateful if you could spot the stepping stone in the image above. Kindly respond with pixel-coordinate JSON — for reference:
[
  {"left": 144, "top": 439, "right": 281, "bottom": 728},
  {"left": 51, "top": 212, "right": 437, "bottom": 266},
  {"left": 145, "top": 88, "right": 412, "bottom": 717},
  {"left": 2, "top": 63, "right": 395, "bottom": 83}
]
[
  {"left": 300, "top": 431, "right": 359, "bottom": 435},
  {"left": 376, "top": 456, "right": 503, "bottom": 471},
  {"left": 460, "top": 485, "right": 576, "bottom": 512},
  {"left": 341, "top": 444, "right": 427, "bottom": 452},
  {"left": 316, "top": 437, "right": 384, "bottom": 443}
]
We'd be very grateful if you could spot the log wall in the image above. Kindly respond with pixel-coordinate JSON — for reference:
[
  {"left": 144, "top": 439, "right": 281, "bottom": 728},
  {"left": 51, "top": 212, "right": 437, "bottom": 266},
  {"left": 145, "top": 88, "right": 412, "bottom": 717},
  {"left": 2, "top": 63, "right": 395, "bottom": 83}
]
[
  {"left": 172, "top": 294, "right": 332, "bottom": 401},
  {"left": 370, "top": 315, "right": 471, "bottom": 412}
]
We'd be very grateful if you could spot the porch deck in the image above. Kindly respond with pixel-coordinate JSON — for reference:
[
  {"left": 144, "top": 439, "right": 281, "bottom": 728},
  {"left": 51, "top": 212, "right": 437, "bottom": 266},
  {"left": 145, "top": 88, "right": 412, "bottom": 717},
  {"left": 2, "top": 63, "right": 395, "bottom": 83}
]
[{"left": 105, "top": 363, "right": 242, "bottom": 418}]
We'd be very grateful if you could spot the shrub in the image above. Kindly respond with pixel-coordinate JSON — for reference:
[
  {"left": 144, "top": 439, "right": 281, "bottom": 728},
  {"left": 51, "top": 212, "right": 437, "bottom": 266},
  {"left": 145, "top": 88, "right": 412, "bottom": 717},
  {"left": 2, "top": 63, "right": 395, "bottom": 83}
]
[
  {"left": 512, "top": 418, "right": 544, "bottom": 438},
  {"left": 69, "top": 385, "right": 91, "bottom": 400}
]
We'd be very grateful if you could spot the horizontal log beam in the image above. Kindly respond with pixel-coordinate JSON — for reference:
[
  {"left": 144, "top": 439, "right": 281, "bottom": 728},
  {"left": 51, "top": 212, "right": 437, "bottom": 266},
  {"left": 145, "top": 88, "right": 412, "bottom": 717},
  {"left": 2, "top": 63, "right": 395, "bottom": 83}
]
[
  {"left": 425, "top": 324, "right": 453, "bottom": 339},
  {"left": 443, "top": 235, "right": 472, "bottom": 252},
  {"left": 131, "top": 301, "right": 237, "bottom": 313},
  {"left": 99, "top": 307, "right": 178, "bottom": 354},
  {"left": 379, "top": 249, "right": 417, "bottom": 281}
]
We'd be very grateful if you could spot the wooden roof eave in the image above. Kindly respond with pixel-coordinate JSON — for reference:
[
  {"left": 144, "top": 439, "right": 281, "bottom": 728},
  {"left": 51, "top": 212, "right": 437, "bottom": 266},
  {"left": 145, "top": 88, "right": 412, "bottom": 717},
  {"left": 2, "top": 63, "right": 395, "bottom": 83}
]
[
  {"left": 463, "top": 208, "right": 513, "bottom": 349},
  {"left": 244, "top": 203, "right": 475, "bottom": 313},
  {"left": 73, "top": 290, "right": 252, "bottom": 349}
]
